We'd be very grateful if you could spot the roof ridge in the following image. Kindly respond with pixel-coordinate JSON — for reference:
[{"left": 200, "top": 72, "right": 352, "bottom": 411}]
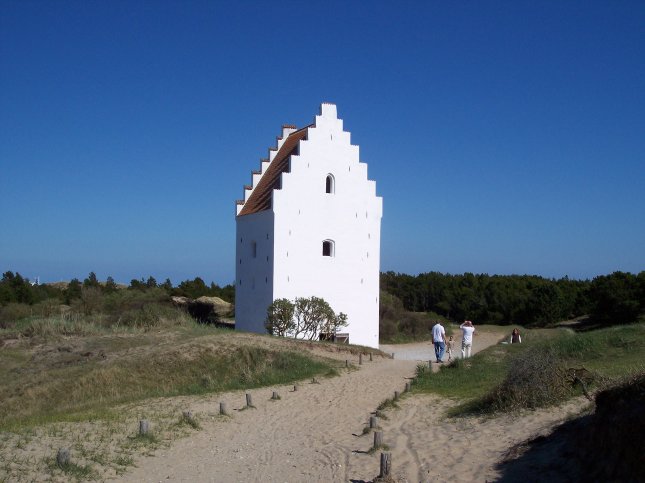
[{"left": 237, "top": 126, "right": 310, "bottom": 216}]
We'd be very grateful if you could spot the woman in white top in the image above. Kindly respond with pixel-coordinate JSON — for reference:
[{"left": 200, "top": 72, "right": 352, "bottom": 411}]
[{"left": 460, "top": 320, "right": 475, "bottom": 358}]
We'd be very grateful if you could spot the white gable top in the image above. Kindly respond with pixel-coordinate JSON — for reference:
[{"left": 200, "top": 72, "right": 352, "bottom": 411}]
[{"left": 235, "top": 103, "right": 383, "bottom": 348}]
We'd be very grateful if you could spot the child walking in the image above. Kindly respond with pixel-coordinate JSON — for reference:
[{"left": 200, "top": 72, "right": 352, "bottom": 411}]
[{"left": 446, "top": 335, "right": 454, "bottom": 362}]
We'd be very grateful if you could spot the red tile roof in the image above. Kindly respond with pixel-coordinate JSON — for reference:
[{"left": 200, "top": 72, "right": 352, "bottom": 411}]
[{"left": 237, "top": 125, "right": 310, "bottom": 217}]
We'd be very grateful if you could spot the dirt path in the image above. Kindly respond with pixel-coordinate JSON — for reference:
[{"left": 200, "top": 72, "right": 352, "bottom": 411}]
[{"left": 121, "top": 328, "right": 585, "bottom": 482}]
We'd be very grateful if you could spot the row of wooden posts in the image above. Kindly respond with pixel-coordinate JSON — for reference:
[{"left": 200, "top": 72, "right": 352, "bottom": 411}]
[
  {"left": 370, "top": 380, "right": 412, "bottom": 478},
  {"left": 56, "top": 350, "right": 402, "bottom": 479}
]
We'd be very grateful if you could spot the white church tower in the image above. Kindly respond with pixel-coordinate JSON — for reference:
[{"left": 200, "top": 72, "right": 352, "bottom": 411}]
[{"left": 235, "top": 103, "right": 382, "bottom": 348}]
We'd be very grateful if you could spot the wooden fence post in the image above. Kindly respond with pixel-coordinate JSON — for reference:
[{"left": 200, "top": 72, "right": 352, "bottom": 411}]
[
  {"left": 405, "top": 382, "right": 411, "bottom": 392},
  {"left": 139, "top": 419, "right": 149, "bottom": 435},
  {"left": 394, "top": 391, "right": 400, "bottom": 400},
  {"left": 369, "top": 352, "right": 373, "bottom": 362},
  {"left": 359, "top": 353, "right": 363, "bottom": 365},
  {"left": 293, "top": 384, "right": 298, "bottom": 392},
  {"left": 272, "top": 391, "right": 279, "bottom": 400},
  {"left": 56, "top": 448, "right": 70, "bottom": 467},
  {"left": 345, "top": 359, "right": 349, "bottom": 368},
  {"left": 219, "top": 402, "right": 228, "bottom": 416},
  {"left": 373, "top": 431, "right": 383, "bottom": 449},
  {"left": 369, "top": 416, "right": 378, "bottom": 429},
  {"left": 246, "top": 393, "right": 253, "bottom": 408},
  {"left": 379, "top": 452, "right": 392, "bottom": 478}
]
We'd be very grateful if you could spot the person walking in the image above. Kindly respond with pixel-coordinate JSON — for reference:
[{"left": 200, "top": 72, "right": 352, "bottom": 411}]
[
  {"left": 460, "top": 320, "right": 475, "bottom": 358},
  {"left": 432, "top": 321, "right": 446, "bottom": 363},
  {"left": 446, "top": 335, "right": 454, "bottom": 362},
  {"left": 509, "top": 328, "right": 522, "bottom": 344}
]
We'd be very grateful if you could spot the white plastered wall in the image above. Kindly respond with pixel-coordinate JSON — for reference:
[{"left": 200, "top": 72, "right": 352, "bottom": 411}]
[
  {"left": 235, "top": 210, "right": 275, "bottom": 333},
  {"left": 271, "top": 104, "right": 382, "bottom": 348}
]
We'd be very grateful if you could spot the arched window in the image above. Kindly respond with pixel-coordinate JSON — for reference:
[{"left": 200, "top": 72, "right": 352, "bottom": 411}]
[
  {"left": 325, "top": 174, "right": 335, "bottom": 194},
  {"left": 322, "top": 239, "right": 335, "bottom": 257}
]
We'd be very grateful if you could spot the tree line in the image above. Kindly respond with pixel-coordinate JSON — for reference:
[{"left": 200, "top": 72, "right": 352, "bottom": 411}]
[
  {"left": 0, "top": 271, "right": 235, "bottom": 307},
  {"left": 380, "top": 271, "right": 645, "bottom": 327},
  {"left": 3, "top": 269, "right": 643, "bottom": 330}
]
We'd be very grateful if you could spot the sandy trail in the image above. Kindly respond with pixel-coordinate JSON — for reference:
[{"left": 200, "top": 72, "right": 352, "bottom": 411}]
[{"left": 121, "top": 329, "right": 586, "bottom": 482}]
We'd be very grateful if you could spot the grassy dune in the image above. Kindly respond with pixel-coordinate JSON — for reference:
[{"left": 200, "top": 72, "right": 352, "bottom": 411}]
[
  {"left": 0, "top": 321, "right": 340, "bottom": 431},
  {"left": 413, "top": 323, "right": 645, "bottom": 415}
]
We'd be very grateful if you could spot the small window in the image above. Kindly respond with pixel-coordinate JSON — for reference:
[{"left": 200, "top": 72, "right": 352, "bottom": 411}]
[
  {"left": 322, "top": 239, "right": 335, "bottom": 257},
  {"left": 325, "top": 174, "right": 335, "bottom": 194},
  {"left": 251, "top": 241, "right": 257, "bottom": 258}
]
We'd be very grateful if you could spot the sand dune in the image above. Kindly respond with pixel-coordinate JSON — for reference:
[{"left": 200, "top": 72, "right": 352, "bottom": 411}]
[{"left": 121, "top": 330, "right": 588, "bottom": 482}]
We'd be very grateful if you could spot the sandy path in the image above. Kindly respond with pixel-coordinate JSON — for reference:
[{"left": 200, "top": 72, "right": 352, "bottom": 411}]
[
  {"left": 121, "top": 353, "right": 418, "bottom": 482},
  {"left": 121, "top": 329, "right": 586, "bottom": 482}
]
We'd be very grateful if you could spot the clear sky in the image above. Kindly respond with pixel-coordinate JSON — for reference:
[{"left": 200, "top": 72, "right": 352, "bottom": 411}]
[{"left": 1, "top": 1, "right": 644, "bottom": 285}]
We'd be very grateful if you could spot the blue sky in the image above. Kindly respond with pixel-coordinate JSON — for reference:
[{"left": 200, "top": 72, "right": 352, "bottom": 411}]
[{"left": 1, "top": 1, "right": 644, "bottom": 285}]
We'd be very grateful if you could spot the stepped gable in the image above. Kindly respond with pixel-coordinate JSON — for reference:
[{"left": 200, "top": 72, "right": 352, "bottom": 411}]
[{"left": 238, "top": 125, "right": 310, "bottom": 216}]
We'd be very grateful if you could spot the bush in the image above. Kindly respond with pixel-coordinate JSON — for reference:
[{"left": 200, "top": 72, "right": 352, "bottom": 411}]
[
  {"left": 380, "top": 290, "right": 447, "bottom": 342},
  {"left": 483, "top": 346, "right": 572, "bottom": 411},
  {"left": 0, "top": 303, "right": 32, "bottom": 327}
]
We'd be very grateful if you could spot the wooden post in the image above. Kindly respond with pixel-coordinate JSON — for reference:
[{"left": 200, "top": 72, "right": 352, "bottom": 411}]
[
  {"left": 139, "top": 419, "right": 149, "bottom": 435},
  {"left": 405, "top": 382, "right": 411, "bottom": 392},
  {"left": 428, "top": 360, "right": 432, "bottom": 368},
  {"left": 394, "top": 391, "right": 400, "bottom": 400},
  {"left": 272, "top": 391, "right": 279, "bottom": 400},
  {"left": 373, "top": 431, "right": 383, "bottom": 449},
  {"left": 293, "top": 384, "right": 298, "bottom": 392},
  {"left": 391, "top": 352, "right": 394, "bottom": 359},
  {"left": 312, "top": 377, "right": 318, "bottom": 384},
  {"left": 345, "top": 359, "right": 349, "bottom": 368},
  {"left": 219, "top": 402, "right": 228, "bottom": 416},
  {"left": 56, "top": 448, "right": 70, "bottom": 467},
  {"left": 379, "top": 452, "right": 392, "bottom": 478},
  {"left": 246, "top": 393, "right": 253, "bottom": 408},
  {"left": 369, "top": 416, "right": 378, "bottom": 429},
  {"left": 369, "top": 352, "right": 373, "bottom": 362},
  {"left": 359, "top": 353, "right": 363, "bottom": 365}
]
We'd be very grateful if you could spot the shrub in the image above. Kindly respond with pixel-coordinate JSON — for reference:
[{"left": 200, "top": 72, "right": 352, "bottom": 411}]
[
  {"left": 0, "top": 303, "right": 31, "bottom": 327},
  {"left": 483, "top": 346, "right": 572, "bottom": 411}
]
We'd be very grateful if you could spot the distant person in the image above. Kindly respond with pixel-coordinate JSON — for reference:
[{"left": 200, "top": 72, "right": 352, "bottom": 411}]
[
  {"left": 460, "top": 320, "right": 475, "bottom": 358},
  {"left": 509, "top": 328, "right": 522, "bottom": 344},
  {"left": 446, "top": 335, "right": 454, "bottom": 362},
  {"left": 432, "top": 321, "right": 446, "bottom": 363}
]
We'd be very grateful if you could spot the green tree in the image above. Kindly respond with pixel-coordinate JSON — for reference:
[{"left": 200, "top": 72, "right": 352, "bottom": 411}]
[
  {"left": 146, "top": 276, "right": 157, "bottom": 288},
  {"left": 65, "top": 278, "right": 82, "bottom": 304},
  {"left": 265, "top": 298, "right": 295, "bottom": 336},
  {"left": 129, "top": 278, "right": 146, "bottom": 291},
  {"left": 83, "top": 272, "right": 100, "bottom": 289},
  {"left": 589, "top": 272, "right": 644, "bottom": 325},
  {"left": 294, "top": 296, "right": 335, "bottom": 340},
  {"left": 104, "top": 276, "right": 118, "bottom": 293}
]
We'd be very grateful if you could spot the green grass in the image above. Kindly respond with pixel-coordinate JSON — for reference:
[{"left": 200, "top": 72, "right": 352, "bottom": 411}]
[{"left": 413, "top": 323, "right": 645, "bottom": 415}]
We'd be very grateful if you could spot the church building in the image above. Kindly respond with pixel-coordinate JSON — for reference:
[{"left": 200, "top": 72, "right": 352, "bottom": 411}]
[{"left": 235, "top": 103, "right": 382, "bottom": 348}]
